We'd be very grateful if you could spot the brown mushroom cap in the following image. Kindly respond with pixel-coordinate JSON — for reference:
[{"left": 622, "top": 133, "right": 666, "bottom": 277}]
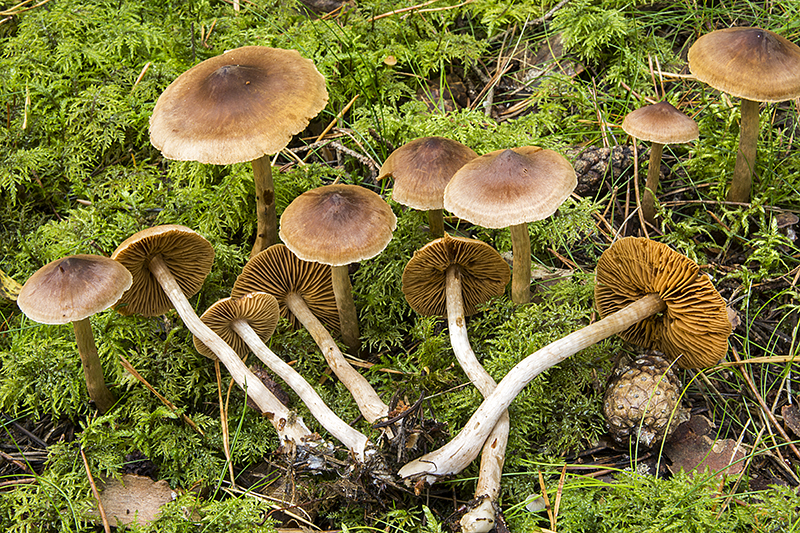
[
  {"left": 402, "top": 233, "right": 510, "bottom": 316},
  {"left": 594, "top": 237, "right": 731, "bottom": 368},
  {"left": 111, "top": 225, "right": 215, "bottom": 317},
  {"left": 443, "top": 147, "right": 577, "bottom": 228},
  {"left": 149, "top": 46, "right": 329, "bottom": 164},
  {"left": 621, "top": 102, "right": 699, "bottom": 145},
  {"left": 688, "top": 27, "right": 800, "bottom": 102},
  {"left": 279, "top": 184, "right": 397, "bottom": 266},
  {"left": 378, "top": 136, "right": 478, "bottom": 210},
  {"left": 17, "top": 255, "right": 133, "bottom": 325},
  {"left": 232, "top": 244, "right": 340, "bottom": 331},
  {"left": 193, "top": 293, "right": 280, "bottom": 360}
]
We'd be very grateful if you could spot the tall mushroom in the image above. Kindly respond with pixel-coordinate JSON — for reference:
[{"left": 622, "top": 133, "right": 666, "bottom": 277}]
[
  {"left": 688, "top": 27, "right": 800, "bottom": 203},
  {"left": 194, "top": 292, "right": 370, "bottom": 461},
  {"left": 444, "top": 147, "right": 577, "bottom": 305},
  {"left": 232, "top": 244, "right": 391, "bottom": 427},
  {"left": 402, "top": 234, "right": 510, "bottom": 533},
  {"left": 621, "top": 102, "right": 699, "bottom": 225},
  {"left": 149, "top": 46, "right": 329, "bottom": 257},
  {"left": 378, "top": 136, "right": 478, "bottom": 238},
  {"left": 17, "top": 255, "right": 132, "bottom": 414},
  {"left": 112, "top": 225, "right": 314, "bottom": 449},
  {"left": 279, "top": 184, "right": 397, "bottom": 355},
  {"left": 399, "top": 237, "right": 731, "bottom": 483}
]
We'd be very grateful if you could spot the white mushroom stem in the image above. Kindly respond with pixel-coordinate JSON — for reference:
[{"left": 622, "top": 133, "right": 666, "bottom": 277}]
[
  {"left": 228, "top": 317, "right": 370, "bottom": 461},
  {"left": 398, "top": 293, "right": 666, "bottom": 483},
  {"left": 509, "top": 224, "right": 531, "bottom": 304},
  {"left": 728, "top": 98, "right": 760, "bottom": 203},
  {"left": 285, "top": 292, "right": 390, "bottom": 425},
  {"left": 445, "top": 266, "right": 508, "bottom": 533},
  {"left": 251, "top": 155, "right": 277, "bottom": 258},
  {"left": 641, "top": 142, "right": 665, "bottom": 225},
  {"left": 147, "top": 255, "right": 313, "bottom": 447},
  {"left": 331, "top": 265, "right": 361, "bottom": 355},
  {"left": 73, "top": 318, "right": 117, "bottom": 414}
]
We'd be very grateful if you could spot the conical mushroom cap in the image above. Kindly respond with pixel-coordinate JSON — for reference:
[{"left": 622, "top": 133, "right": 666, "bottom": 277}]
[
  {"left": 111, "top": 225, "right": 215, "bottom": 317},
  {"left": 279, "top": 184, "right": 397, "bottom": 266},
  {"left": 150, "top": 46, "right": 328, "bottom": 164},
  {"left": 232, "top": 244, "right": 340, "bottom": 331},
  {"left": 18, "top": 255, "right": 133, "bottom": 325},
  {"left": 379, "top": 136, "right": 478, "bottom": 210},
  {"left": 594, "top": 237, "right": 731, "bottom": 369},
  {"left": 402, "top": 233, "right": 510, "bottom": 317},
  {"left": 443, "top": 147, "right": 577, "bottom": 228},
  {"left": 688, "top": 27, "right": 800, "bottom": 102},
  {"left": 194, "top": 293, "right": 280, "bottom": 360},
  {"left": 621, "top": 102, "right": 699, "bottom": 145}
]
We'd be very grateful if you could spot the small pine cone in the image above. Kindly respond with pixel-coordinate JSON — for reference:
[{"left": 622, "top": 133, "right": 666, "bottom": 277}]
[{"left": 603, "top": 353, "right": 690, "bottom": 448}]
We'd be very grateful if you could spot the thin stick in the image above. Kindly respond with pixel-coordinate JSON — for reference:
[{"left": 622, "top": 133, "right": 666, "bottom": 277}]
[
  {"left": 631, "top": 143, "right": 649, "bottom": 238},
  {"left": 216, "top": 360, "right": 236, "bottom": 488},
  {"left": 538, "top": 470, "right": 555, "bottom": 530},
  {"left": 368, "top": 0, "right": 438, "bottom": 22},
  {"left": 81, "top": 447, "right": 111, "bottom": 533},
  {"left": 119, "top": 355, "right": 204, "bottom": 436}
]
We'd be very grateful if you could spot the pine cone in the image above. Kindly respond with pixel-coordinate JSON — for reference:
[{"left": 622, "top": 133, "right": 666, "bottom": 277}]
[{"left": 603, "top": 353, "right": 690, "bottom": 448}]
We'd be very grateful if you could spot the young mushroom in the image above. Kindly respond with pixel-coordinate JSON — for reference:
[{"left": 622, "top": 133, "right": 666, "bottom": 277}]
[
  {"left": 443, "top": 147, "right": 577, "bottom": 304},
  {"left": 688, "top": 27, "right": 800, "bottom": 203},
  {"left": 398, "top": 237, "right": 731, "bottom": 484},
  {"left": 378, "top": 136, "right": 478, "bottom": 238},
  {"left": 149, "top": 46, "right": 328, "bottom": 257},
  {"left": 193, "top": 292, "right": 370, "bottom": 461},
  {"left": 279, "top": 183, "right": 397, "bottom": 355},
  {"left": 232, "top": 244, "right": 391, "bottom": 427},
  {"left": 17, "top": 255, "right": 132, "bottom": 413},
  {"left": 402, "top": 234, "right": 510, "bottom": 533},
  {"left": 621, "top": 102, "right": 699, "bottom": 225},
  {"left": 112, "top": 225, "right": 314, "bottom": 449}
]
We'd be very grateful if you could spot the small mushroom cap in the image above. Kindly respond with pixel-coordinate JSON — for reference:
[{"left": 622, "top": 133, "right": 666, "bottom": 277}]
[
  {"left": 232, "top": 244, "right": 340, "bottom": 331},
  {"left": 150, "top": 46, "right": 329, "bottom": 164},
  {"left": 621, "top": 102, "right": 699, "bottom": 145},
  {"left": 688, "top": 27, "right": 800, "bottom": 102},
  {"left": 443, "top": 147, "right": 577, "bottom": 229},
  {"left": 594, "top": 237, "right": 732, "bottom": 369},
  {"left": 17, "top": 255, "right": 133, "bottom": 325},
  {"left": 193, "top": 292, "right": 280, "bottom": 360},
  {"left": 402, "top": 233, "right": 510, "bottom": 316},
  {"left": 279, "top": 184, "right": 397, "bottom": 266},
  {"left": 111, "top": 225, "right": 215, "bottom": 317},
  {"left": 378, "top": 136, "right": 478, "bottom": 210}
]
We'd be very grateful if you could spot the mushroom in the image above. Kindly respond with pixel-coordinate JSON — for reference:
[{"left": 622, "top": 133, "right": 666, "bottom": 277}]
[
  {"left": 621, "top": 102, "right": 699, "bottom": 225},
  {"left": 688, "top": 27, "right": 800, "bottom": 203},
  {"left": 193, "top": 292, "right": 370, "bottom": 461},
  {"left": 232, "top": 244, "right": 391, "bottom": 427},
  {"left": 402, "top": 234, "right": 510, "bottom": 533},
  {"left": 443, "top": 147, "right": 577, "bottom": 304},
  {"left": 17, "top": 255, "right": 132, "bottom": 413},
  {"left": 378, "top": 136, "right": 478, "bottom": 237},
  {"left": 279, "top": 183, "right": 397, "bottom": 355},
  {"left": 112, "top": 225, "right": 314, "bottom": 448},
  {"left": 398, "top": 237, "right": 731, "bottom": 483},
  {"left": 149, "top": 46, "right": 329, "bottom": 257}
]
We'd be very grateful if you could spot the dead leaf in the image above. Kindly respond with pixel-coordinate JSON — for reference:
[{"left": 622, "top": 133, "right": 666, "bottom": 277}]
[
  {"left": 90, "top": 474, "right": 176, "bottom": 526},
  {"left": 665, "top": 415, "right": 746, "bottom": 479}
]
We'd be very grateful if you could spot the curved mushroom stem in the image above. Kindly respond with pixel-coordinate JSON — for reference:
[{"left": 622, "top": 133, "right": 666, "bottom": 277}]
[
  {"left": 251, "top": 155, "right": 278, "bottom": 258},
  {"left": 641, "top": 142, "right": 664, "bottom": 225},
  {"left": 73, "top": 318, "right": 117, "bottom": 414},
  {"left": 398, "top": 293, "right": 666, "bottom": 483},
  {"left": 147, "top": 254, "right": 313, "bottom": 448},
  {"left": 330, "top": 264, "right": 361, "bottom": 356},
  {"left": 509, "top": 224, "right": 531, "bottom": 304},
  {"left": 728, "top": 98, "right": 760, "bottom": 204},
  {"left": 285, "top": 292, "right": 390, "bottom": 426},
  {"left": 446, "top": 266, "right": 508, "bottom": 533},
  {"left": 428, "top": 209, "right": 445, "bottom": 238},
  {"left": 228, "top": 318, "right": 370, "bottom": 461}
]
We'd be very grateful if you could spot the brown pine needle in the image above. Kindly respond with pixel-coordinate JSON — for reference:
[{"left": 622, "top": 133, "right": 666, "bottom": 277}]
[
  {"left": 81, "top": 447, "right": 110, "bottom": 533},
  {"left": 119, "top": 355, "right": 204, "bottom": 436},
  {"left": 216, "top": 359, "right": 236, "bottom": 488}
]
